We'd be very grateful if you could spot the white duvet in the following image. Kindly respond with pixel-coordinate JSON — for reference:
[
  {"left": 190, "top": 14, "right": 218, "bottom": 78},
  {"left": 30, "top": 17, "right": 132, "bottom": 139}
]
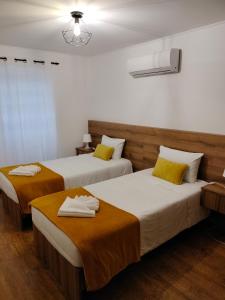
[
  {"left": 32, "top": 168, "right": 209, "bottom": 268},
  {"left": 0, "top": 154, "right": 132, "bottom": 203}
]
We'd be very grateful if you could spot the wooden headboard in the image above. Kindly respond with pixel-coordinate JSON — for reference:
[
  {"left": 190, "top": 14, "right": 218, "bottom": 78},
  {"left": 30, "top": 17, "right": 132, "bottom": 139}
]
[{"left": 89, "top": 120, "right": 225, "bottom": 183}]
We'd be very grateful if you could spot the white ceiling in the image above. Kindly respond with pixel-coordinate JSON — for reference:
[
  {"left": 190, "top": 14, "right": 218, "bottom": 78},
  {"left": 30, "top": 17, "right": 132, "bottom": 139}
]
[{"left": 0, "top": 0, "right": 225, "bottom": 56}]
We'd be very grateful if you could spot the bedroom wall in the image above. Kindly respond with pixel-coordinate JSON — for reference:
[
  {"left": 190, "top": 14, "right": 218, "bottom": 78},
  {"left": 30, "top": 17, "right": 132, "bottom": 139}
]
[
  {"left": 0, "top": 44, "right": 88, "bottom": 158},
  {"left": 86, "top": 21, "right": 225, "bottom": 135}
]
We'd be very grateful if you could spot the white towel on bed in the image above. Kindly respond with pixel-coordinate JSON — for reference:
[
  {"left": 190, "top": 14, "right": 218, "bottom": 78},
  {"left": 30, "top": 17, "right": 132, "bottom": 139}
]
[
  {"left": 9, "top": 165, "right": 41, "bottom": 176},
  {"left": 58, "top": 196, "right": 99, "bottom": 218},
  {"left": 73, "top": 195, "right": 100, "bottom": 211}
]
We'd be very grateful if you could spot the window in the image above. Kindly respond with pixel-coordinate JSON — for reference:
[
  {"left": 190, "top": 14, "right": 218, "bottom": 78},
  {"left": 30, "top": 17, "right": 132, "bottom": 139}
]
[{"left": 0, "top": 61, "right": 57, "bottom": 166}]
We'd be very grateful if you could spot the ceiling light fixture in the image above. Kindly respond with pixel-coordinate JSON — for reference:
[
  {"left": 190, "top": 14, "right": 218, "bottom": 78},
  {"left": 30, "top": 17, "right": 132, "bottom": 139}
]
[{"left": 62, "top": 11, "right": 92, "bottom": 47}]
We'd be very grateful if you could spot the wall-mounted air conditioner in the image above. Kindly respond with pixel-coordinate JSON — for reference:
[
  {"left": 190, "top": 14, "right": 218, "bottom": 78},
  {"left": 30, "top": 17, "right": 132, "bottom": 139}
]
[{"left": 127, "top": 48, "right": 181, "bottom": 78}]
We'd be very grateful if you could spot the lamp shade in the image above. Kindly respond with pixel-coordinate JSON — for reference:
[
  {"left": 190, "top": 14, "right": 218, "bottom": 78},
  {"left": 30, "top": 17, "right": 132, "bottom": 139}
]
[
  {"left": 83, "top": 133, "right": 92, "bottom": 143},
  {"left": 223, "top": 169, "right": 225, "bottom": 177}
]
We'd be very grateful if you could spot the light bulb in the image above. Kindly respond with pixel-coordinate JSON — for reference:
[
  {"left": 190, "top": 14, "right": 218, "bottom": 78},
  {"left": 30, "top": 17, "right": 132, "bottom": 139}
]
[{"left": 73, "top": 23, "right": 81, "bottom": 36}]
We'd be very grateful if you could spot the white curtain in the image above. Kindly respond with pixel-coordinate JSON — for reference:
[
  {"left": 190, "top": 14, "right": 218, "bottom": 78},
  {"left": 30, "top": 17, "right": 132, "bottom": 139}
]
[{"left": 0, "top": 61, "right": 57, "bottom": 167}]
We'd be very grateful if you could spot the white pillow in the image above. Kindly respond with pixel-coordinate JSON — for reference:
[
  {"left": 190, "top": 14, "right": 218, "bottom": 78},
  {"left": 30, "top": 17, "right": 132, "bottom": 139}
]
[
  {"left": 159, "top": 146, "right": 204, "bottom": 183},
  {"left": 101, "top": 135, "right": 125, "bottom": 160}
]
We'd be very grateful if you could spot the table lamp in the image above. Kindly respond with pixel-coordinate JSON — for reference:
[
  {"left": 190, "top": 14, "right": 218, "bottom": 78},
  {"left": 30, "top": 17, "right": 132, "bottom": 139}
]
[{"left": 83, "top": 134, "right": 92, "bottom": 149}]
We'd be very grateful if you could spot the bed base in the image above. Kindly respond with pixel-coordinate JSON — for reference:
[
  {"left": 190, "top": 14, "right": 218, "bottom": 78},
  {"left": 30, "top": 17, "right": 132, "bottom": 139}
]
[
  {"left": 0, "top": 191, "right": 31, "bottom": 230},
  {"left": 33, "top": 225, "right": 86, "bottom": 300}
]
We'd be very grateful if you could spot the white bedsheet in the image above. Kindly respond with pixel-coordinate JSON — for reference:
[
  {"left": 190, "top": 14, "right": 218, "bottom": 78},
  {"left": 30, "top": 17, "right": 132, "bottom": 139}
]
[
  {"left": 32, "top": 169, "right": 209, "bottom": 268},
  {"left": 0, "top": 154, "right": 132, "bottom": 203}
]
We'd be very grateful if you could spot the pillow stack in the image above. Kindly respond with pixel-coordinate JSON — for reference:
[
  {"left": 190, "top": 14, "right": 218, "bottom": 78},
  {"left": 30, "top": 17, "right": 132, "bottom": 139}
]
[
  {"left": 153, "top": 146, "right": 204, "bottom": 185},
  {"left": 93, "top": 135, "right": 125, "bottom": 161},
  {"left": 101, "top": 135, "right": 125, "bottom": 159}
]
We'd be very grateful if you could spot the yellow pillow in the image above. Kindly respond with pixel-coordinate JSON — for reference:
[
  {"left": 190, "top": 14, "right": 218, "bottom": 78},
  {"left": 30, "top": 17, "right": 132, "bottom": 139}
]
[
  {"left": 93, "top": 144, "right": 114, "bottom": 161},
  {"left": 152, "top": 157, "right": 188, "bottom": 185}
]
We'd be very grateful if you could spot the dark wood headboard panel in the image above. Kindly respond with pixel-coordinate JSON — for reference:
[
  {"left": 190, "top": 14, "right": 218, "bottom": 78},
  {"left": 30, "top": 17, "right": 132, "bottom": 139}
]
[{"left": 89, "top": 120, "right": 225, "bottom": 183}]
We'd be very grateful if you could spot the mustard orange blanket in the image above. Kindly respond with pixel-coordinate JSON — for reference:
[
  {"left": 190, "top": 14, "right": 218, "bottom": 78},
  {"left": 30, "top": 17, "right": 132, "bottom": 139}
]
[
  {"left": 31, "top": 188, "right": 140, "bottom": 291},
  {"left": 0, "top": 163, "right": 64, "bottom": 214}
]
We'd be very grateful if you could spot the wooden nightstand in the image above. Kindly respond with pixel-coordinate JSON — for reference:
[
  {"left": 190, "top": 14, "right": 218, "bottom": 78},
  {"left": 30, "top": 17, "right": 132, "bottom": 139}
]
[
  {"left": 201, "top": 183, "right": 225, "bottom": 215},
  {"left": 76, "top": 147, "right": 95, "bottom": 155},
  {"left": 201, "top": 183, "right": 225, "bottom": 244}
]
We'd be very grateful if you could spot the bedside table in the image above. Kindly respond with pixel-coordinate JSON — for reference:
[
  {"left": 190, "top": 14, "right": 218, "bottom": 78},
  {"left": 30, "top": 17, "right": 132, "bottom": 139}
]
[
  {"left": 201, "top": 183, "right": 225, "bottom": 244},
  {"left": 76, "top": 147, "right": 95, "bottom": 155},
  {"left": 201, "top": 183, "right": 225, "bottom": 215}
]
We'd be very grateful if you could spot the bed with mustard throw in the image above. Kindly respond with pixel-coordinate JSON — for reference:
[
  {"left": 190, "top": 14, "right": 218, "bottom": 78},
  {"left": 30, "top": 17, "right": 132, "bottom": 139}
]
[
  {"left": 0, "top": 154, "right": 132, "bottom": 228},
  {"left": 31, "top": 169, "right": 208, "bottom": 299}
]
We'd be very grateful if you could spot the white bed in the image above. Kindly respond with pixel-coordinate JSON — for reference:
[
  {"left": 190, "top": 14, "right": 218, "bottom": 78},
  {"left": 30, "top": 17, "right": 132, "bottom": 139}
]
[
  {"left": 0, "top": 153, "right": 132, "bottom": 204},
  {"left": 32, "top": 168, "right": 208, "bottom": 268}
]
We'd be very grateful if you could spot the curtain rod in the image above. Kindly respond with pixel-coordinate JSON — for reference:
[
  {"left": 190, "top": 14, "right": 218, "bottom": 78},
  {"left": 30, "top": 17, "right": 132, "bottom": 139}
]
[
  {"left": 15, "top": 58, "right": 27, "bottom": 63},
  {"left": 33, "top": 60, "right": 45, "bottom": 64},
  {"left": 0, "top": 56, "right": 60, "bottom": 65}
]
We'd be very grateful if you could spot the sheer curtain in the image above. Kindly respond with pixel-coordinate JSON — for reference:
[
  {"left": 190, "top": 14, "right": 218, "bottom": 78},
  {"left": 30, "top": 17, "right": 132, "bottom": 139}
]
[{"left": 0, "top": 61, "right": 57, "bottom": 167}]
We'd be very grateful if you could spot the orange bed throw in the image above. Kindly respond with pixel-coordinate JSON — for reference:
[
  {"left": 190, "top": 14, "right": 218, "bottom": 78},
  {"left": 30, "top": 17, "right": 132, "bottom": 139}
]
[
  {"left": 0, "top": 163, "right": 64, "bottom": 214},
  {"left": 31, "top": 188, "right": 140, "bottom": 291}
]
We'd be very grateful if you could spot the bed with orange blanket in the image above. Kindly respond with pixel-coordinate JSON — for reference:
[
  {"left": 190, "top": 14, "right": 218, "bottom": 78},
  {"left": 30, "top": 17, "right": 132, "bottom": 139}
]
[
  {"left": 0, "top": 154, "right": 132, "bottom": 228},
  {"left": 31, "top": 169, "right": 208, "bottom": 299}
]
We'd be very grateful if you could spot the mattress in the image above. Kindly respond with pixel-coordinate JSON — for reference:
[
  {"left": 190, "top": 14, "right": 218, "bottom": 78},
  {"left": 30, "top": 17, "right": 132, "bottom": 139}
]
[
  {"left": 32, "top": 168, "right": 208, "bottom": 268},
  {"left": 0, "top": 153, "right": 132, "bottom": 203}
]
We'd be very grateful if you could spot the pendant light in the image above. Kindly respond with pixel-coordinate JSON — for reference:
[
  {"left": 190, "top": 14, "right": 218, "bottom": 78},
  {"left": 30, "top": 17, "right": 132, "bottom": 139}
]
[{"left": 62, "top": 11, "right": 92, "bottom": 47}]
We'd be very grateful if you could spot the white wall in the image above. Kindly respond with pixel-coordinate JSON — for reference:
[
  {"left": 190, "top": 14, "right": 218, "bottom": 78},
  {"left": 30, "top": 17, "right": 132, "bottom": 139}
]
[
  {"left": 86, "top": 21, "right": 225, "bottom": 135},
  {"left": 0, "top": 44, "right": 88, "bottom": 158},
  {"left": 2, "top": 20, "right": 225, "bottom": 163}
]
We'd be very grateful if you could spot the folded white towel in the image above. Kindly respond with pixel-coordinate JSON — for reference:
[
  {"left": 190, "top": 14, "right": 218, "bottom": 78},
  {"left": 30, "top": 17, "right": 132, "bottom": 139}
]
[
  {"left": 73, "top": 195, "right": 99, "bottom": 211},
  {"left": 58, "top": 207, "right": 95, "bottom": 218},
  {"left": 9, "top": 165, "right": 41, "bottom": 176},
  {"left": 58, "top": 196, "right": 99, "bottom": 218},
  {"left": 23, "top": 165, "right": 41, "bottom": 173}
]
